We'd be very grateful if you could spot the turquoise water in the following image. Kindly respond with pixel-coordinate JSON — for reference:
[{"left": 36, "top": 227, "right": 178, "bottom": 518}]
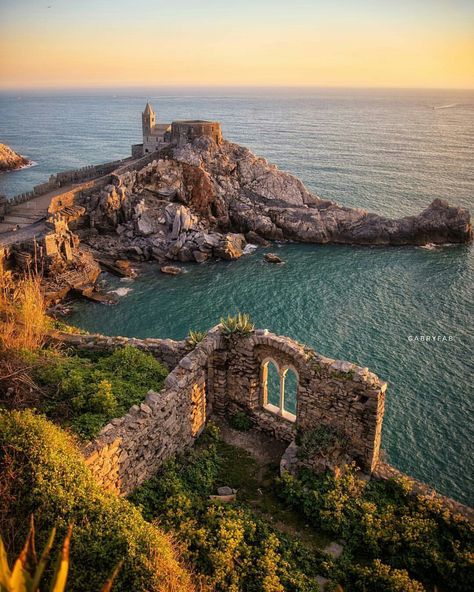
[{"left": 0, "top": 88, "right": 472, "bottom": 505}]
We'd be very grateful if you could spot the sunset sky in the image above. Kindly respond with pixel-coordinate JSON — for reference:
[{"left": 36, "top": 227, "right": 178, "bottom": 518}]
[{"left": 0, "top": 0, "right": 473, "bottom": 89}]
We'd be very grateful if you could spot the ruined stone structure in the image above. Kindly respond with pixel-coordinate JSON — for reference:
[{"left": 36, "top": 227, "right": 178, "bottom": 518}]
[
  {"left": 50, "top": 325, "right": 473, "bottom": 521},
  {"left": 59, "top": 326, "right": 384, "bottom": 495},
  {"left": 138, "top": 102, "right": 222, "bottom": 155}
]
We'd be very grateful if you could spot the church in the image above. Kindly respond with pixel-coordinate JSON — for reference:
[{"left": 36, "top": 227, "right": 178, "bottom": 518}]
[{"left": 134, "top": 102, "right": 223, "bottom": 157}]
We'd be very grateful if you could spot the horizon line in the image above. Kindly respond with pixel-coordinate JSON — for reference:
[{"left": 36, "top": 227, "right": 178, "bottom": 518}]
[{"left": 1, "top": 84, "right": 474, "bottom": 93}]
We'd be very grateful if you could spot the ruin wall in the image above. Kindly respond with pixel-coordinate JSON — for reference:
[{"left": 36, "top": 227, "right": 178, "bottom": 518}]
[{"left": 50, "top": 326, "right": 473, "bottom": 521}]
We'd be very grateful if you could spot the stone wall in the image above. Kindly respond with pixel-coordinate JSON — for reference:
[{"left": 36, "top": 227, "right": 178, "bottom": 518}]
[
  {"left": 49, "top": 330, "right": 189, "bottom": 370},
  {"left": 81, "top": 328, "right": 223, "bottom": 493},
  {"left": 51, "top": 325, "right": 473, "bottom": 520},
  {"left": 47, "top": 177, "right": 113, "bottom": 215},
  {"left": 58, "top": 326, "right": 385, "bottom": 492},
  {"left": 6, "top": 158, "right": 131, "bottom": 208},
  {"left": 171, "top": 121, "right": 222, "bottom": 147},
  {"left": 5, "top": 153, "right": 167, "bottom": 219},
  {"left": 131, "top": 143, "right": 144, "bottom": 158},
  {"left": 209, "top": 331, "right": 386, "bottom": 472}
]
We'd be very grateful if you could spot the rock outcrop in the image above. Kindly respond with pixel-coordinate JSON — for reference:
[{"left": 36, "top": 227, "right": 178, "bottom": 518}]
[
  {"left": 79, "top": 136, "right": 471, "bottom": 263},
  {"left": 0, "top": 143, "right": 30, "bottom": 172},
  {"left": 3, "top": 214, "right": 101, "bottom": 303}
]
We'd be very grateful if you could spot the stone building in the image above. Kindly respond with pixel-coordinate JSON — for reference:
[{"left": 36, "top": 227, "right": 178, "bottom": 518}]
[
  {"left": 134, "top": 103, "right": 222, "bottom": 156},
  {"left": 170, "top": 120, "right": 222, "bottom": 147},
  {"left": 141, "top": 102, "right": 171, "bottom": 154}
]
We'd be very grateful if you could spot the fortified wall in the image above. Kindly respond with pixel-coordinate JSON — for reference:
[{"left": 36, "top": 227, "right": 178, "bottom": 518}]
[
  {"left": 5, "top": 158, "right": 131, "bottom": 210},
  {"left": 47, "top": 151, "right": 171, "bottom": 216},
  {"left": 170, "top": 121, "right": 222, "bottom": 147},
  {"left": 53, "top": 325, "right": 473, "bottom": 522}
]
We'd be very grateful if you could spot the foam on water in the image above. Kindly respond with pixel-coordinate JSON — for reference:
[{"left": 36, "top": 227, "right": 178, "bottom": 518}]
[{"left": 108, "top": 287, "right": 133, "bottom": 297}]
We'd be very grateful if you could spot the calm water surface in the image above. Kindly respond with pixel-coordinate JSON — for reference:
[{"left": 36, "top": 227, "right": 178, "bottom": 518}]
[{"left": 0, "top": 88, "right": 472, "bottom": 504}]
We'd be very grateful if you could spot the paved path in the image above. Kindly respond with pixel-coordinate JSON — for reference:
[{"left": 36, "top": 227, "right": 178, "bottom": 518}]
[
  {"left": 0, "top": 183, "right": 81, "bottom": 234},
  {"left": 0, "top": 220, "right": 48, "bottom": 247}
]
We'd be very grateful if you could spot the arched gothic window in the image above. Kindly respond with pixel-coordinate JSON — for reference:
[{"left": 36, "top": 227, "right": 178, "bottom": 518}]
[{"left": 261, "top": 358, "right": 298, "bottom": 422}]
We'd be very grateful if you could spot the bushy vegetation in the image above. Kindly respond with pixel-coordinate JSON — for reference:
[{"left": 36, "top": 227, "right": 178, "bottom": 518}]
[
  {"left": 278, "top": 465, "right": 474, "bottom": 592},
  {"left": 129, "top": 424, "right": 330, "bottom": 592},
  {"left": 220, "top": 313, "right": 255, "bottom": 337},
  {"left": 228, "top": 411, "right": 253, "bottom": 432},
  {"left": 296, "top": 426, "right": 350, "bottom": 459},
  {"left": 23, "top": 346, "right": 168, "bottom": 439},
  {"left": 0, "top": 410, "right": 194, "bottom": 592}
]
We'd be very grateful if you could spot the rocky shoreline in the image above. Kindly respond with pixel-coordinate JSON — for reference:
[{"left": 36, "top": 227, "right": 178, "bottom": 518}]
[
  {"left": 0, "top": 135, "right": 472, "bottom": 304},
  {"left": 73, "top": 137, "right": 471, "bottom": 268},
  {"left": 0, "top": 142, "right": 30, "bottom": 173}
]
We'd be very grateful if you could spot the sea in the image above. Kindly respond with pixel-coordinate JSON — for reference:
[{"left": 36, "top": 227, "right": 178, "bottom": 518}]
[{"left": 0, "top": 87, "right": 473, "bottom": 505}]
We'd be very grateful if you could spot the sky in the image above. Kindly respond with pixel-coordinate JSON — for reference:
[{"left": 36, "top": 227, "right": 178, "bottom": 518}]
[{"left": 0, "top": 0, "right": 473, "bottom": 89}]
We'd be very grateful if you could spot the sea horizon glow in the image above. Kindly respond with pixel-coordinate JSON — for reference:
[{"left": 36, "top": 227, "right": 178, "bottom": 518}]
[{"left": 1, "top": 0, "right": 473, "bottom": 90}]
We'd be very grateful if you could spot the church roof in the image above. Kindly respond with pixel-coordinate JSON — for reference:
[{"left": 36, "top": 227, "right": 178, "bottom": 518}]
[{"left": 144, "top": 102, "right": 154, "bottom": 115}]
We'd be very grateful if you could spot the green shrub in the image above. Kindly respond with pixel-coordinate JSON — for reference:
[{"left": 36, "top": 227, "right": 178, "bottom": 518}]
[
  {"left": 296, "top": 425, "right": 349, "bottom": 460},
  {"left": 129, "top": 424, "right": 326, "bottom": 592},
  {"left": 220, "top": 313, "right": 255, "bottom": 337},
  {"left": 25, "top": 346, "right": 168, "bottom": 439},
  {"left": 277, "top": 466, "right": 474, "bottom": 591},
  {"left": 346, "top": 559, "right": 425, "bottom": 592},
  {"left": 0, "top": 410, "right": 193, "bottom": 592},
  {"left": 229, "top": 411, "right": 253, "bottom": 432},
  {"left": 48, "top": 318, "right": 88, "bottom": 334}
]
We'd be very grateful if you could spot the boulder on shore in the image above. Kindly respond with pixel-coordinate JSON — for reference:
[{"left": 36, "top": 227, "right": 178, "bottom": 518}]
[{"left": 0, "top": 143, "right": 30, "bottom": 172}]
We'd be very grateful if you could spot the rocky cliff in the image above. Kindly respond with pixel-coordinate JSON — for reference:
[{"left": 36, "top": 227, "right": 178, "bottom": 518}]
[
  {"left": 0, "top": 143, "right": 29, "bottom": 172},
  {"left": 78, "top": 137, "right": 471, "bottom": 263}
]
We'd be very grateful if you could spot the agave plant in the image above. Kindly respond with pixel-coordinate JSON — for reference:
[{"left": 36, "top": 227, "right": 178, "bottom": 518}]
[
  {"left": 220, "top": 313, "right": 255, "bottom": 337},
  {"left": 0, "top": 516, "right": 122, "bottom": 592},
  {"left": 187, "top": 329, "right": 207, "bottom": 347}
]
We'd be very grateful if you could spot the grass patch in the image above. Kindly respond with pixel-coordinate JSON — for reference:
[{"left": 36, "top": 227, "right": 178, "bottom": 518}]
[{"left": 23, "top": 345, "right": 168, "bottom": 439}]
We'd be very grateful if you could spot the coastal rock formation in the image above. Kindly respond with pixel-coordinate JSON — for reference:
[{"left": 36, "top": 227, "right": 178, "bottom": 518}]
[
  {"left": 75, "top": 136, "right": 472, "bottom": 263},
  {"left": 3, "top": 214, "right": 101, "bottom": 303},
  {"left": 0, "top": 142, "right": 29, "bottom": 172}
]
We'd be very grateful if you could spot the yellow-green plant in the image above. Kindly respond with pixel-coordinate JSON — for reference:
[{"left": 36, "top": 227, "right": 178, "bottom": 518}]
[
  {"left": 220, "top": 313, "right": 255, "bottom": 337},
  {"left": 0, "top": 517, "right": 72, "bottom": 592},
  {"left": 187, "top": 329, "right": 206, "bottom": 347},
  {"left": 0, "top": 517, "right": 123, "bottom": 592}
]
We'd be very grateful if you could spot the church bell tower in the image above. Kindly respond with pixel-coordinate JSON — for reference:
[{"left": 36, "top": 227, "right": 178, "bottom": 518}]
[{"left": 142, "top": 102, "right": 156, "bottom": 136}]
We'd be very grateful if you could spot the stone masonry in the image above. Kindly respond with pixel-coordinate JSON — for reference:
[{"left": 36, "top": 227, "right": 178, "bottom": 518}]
[
  {"left": 54, "top": 325, "right": 472, "bottom": 521},
  {"left": 68, "top": 326, "right": 385, "bottom": 493}
]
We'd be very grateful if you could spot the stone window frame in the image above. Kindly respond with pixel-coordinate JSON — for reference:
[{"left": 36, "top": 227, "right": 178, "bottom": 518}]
[{"left": 261, "top": 357, "right": 298, "bottom": 423}]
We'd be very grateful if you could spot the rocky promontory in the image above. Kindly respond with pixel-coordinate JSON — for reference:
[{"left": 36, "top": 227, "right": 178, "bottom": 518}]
[
  {"left": 76, "top": 136, "right": 471, "bottom": 264},
  {"left": 1, "top": 134, "right": 471, "bottom": 302},
  {"left": 0, "top": 142, "right": 30, "bottom": 172}
]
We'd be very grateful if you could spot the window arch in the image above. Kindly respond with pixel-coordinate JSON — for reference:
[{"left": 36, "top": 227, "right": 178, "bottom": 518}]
[{"left": 261, "top": 358, "right": 298, "bottom": 422}]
